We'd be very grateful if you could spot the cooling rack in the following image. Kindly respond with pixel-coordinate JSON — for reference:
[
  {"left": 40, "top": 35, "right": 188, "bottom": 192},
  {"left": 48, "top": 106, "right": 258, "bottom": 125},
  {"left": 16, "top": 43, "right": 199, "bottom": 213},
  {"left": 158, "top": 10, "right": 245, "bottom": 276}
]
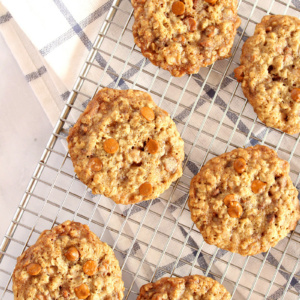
[{"left": 1, "top": 0, "right": 300, "bottom": 299}]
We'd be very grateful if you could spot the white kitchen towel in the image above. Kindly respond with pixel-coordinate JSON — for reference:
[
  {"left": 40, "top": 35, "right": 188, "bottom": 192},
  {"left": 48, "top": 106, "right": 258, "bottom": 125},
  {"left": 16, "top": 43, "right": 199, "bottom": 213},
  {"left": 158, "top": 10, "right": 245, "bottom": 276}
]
[
  {"left": 0, "top": 0, "right": 113, "bottom": 126},
  {"left": 1, "top": 1, "right": 300, "bottom": 300}
]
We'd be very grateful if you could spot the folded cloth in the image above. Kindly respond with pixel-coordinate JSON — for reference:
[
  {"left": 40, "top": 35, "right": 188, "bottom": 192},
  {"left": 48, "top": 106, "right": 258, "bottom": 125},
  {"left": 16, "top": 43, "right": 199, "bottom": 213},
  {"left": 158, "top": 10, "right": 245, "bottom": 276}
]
[
  {"left": 1, "top": 1, "right": 300, "bottom": 300},
  {"left": 0, "top": 0, "right": 112, "bottom": 125}
]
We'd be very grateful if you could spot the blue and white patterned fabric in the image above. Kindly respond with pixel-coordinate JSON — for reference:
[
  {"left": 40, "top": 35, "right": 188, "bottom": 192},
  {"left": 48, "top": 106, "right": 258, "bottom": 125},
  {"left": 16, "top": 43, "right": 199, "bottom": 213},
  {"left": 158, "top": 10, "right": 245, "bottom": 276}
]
[
  {"left": 1, "top": 0, "right": 300, "bottom": 299},
  {"left": 0, "top": 0, "right": 113, "bottom": 125}
]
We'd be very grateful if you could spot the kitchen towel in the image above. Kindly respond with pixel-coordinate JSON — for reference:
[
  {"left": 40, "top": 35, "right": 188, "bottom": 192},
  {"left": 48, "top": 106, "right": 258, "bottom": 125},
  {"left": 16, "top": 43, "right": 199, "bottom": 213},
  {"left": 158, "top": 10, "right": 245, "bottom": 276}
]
[{"left": 0, "top": 0, "right": 113, "bottom": 126}]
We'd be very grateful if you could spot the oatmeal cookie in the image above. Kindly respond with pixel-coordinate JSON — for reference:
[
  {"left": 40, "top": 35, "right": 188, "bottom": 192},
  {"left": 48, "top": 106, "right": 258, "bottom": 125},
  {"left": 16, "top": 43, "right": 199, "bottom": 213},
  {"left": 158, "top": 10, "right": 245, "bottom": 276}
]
[
  {"left": 12, "top": 221, "right": 124, "bottom": 300},
  {"left": 132, "top": 0, "right": 240, "bottom": 77},
  {"left": 67, "top": 88, "right": 184, "bottom": 205},
  {"left": 189, "top": 145, "right": 300, "bottom": 256},
  {"left": 137, "top": 275, "right": 231, "bottom": 299},
  {"left": 234, "top": 15, "right": 300, "bottom": 134}
]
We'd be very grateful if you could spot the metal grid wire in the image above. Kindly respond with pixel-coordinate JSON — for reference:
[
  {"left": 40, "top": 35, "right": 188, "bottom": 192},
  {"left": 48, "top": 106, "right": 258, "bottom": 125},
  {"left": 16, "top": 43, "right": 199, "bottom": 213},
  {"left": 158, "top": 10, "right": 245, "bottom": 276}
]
[{"left": 1, "top": 0, "right": 300, "bottom": 299}]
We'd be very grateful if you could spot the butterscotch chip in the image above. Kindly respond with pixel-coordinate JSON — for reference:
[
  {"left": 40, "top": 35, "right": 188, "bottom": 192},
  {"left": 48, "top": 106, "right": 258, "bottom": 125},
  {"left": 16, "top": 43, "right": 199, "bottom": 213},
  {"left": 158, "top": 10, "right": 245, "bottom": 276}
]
[
  {"left": 139, "top": 182, "right": 153, "bottom": 196},
  {"left": 74, "top": 284, "right": 90, "bottom": 299},
  {"left": 251, "top": 180, "right": 267, "bottom": 194},
  {"left": 103, "top": 138, "right": 119, "bottom": 154},
  {"left": 227, "top": 201, "right": 243, "bottom": 218},
  {"left": 234, "top": 157, "right": 247, "bottom": 174},
  {"left": 65, "top": 246, "right": 79, "bottom": 262},
  {"left": 141, "top": 106, "right": 155, "bottom": 121},
  {"left": 236, "top": 15, "right": 300, "bottom": 134},
  {"left": 204, "top": 0, "right": 217, "bottom": 4},
  {"left": 83, "top": 260, "right": 98, "bottom": 276},
  {"left": 223, "top": 194, "right": 236, "bottom": 206},
  {"left": 26, "top": 263, "right": 41, "bottom": 276},
  {"left": 172, "top": 1, "right": 185, "bottom": 15},
  {"left": 189, "top": 145, "right": 300, "bottom": 256},
  {"left": 291, "top": 88, "right": 300, "bottom": 102},
  {"left": 67, "top": 88, "right": 184, "bottom": 205},
  {"left": 88, "top": 157, "right": 103, "bottom": 172},
  {"left": 137, "top": 275, "right": 231, "bottom": 299},
  {"left": 132, "top": 0, "right": 240, "bottom": 77},
  {"left": 12, "top": 221, "right": 124, "bottom": 299},
  {"left": 146, "top": 139, "right": 159, "bottom": 154},
  {"left": 186, "top": 17, "right": 197, "bottom": 32}
]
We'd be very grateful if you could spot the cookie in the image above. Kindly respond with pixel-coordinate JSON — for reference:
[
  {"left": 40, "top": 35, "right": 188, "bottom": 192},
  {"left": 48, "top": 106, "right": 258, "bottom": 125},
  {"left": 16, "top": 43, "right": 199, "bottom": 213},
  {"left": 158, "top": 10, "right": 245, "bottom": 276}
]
[
  {"left": 188, "top": 145, "right": 300, "bottom": 256},
  {"left": 132, "top": 0, "right": 240, "bottom": 77},
  {"left": 67, "top": 88, "right": 184, "bottom": 205},
  {"left": 12, "top": 221, "right": 124, "bottom": 300},
  {"left": 137, "top": 275, "right": 231, "bottom": 299},
  {"left": 234, "top": 15, "right": 300, "bottom": 134}
]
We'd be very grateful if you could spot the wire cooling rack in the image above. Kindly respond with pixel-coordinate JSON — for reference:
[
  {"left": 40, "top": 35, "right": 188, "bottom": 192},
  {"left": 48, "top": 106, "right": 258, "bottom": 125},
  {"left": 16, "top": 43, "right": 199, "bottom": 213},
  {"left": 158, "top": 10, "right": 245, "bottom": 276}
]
[{"left": 1, "top": 0, "right": 300, "bottom": 299}]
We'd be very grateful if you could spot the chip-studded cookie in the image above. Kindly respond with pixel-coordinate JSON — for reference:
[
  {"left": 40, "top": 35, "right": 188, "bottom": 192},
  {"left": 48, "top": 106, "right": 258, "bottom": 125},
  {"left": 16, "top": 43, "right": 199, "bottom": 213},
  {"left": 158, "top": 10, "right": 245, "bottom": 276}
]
[
  {"left": 12, "top": 221, "right": 124, "bottom": 299},
  {"left": 189, "top": 145, "right": 300, "bottom": 256},
  {"left": 132, "top": 0, "right": 241, "bottom": 77},
  {"left": 137, "top": 275, "right": 231, "bottom": 299},
  {"left": 67, "top": 88, "right": 184, "bottom": 205},
  {"left": 234, "top": 15, "right": 300, "bottom": 134}
]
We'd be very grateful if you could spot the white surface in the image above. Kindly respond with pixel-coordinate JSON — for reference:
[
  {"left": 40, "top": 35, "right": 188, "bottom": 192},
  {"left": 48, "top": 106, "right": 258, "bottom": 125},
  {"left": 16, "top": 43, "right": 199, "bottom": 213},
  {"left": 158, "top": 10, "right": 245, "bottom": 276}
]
[{"left": 0, "top": 33, "right": 52, "bottom": 240}]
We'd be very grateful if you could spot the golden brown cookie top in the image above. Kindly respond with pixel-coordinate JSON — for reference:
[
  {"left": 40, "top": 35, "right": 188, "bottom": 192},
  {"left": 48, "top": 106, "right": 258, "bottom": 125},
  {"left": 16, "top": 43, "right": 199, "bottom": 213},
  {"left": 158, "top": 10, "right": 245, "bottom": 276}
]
[
  {"left": 137, "top": 275, "right": 231, "bottom": 299},
  {"left": 132, "top": 0, "right": 240, "bottom": 77},
  {"left": 189, "top": 145, "right": 300, "bottom": 256},
  {"left": 67, "top": 88, "right": 184, "bottom": 205},
  {"left": 234, "top": 15, "right": 300, "bottom": 134},
  {"left": 12, "top": 221, "right": 124, "bottom": 300}
]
